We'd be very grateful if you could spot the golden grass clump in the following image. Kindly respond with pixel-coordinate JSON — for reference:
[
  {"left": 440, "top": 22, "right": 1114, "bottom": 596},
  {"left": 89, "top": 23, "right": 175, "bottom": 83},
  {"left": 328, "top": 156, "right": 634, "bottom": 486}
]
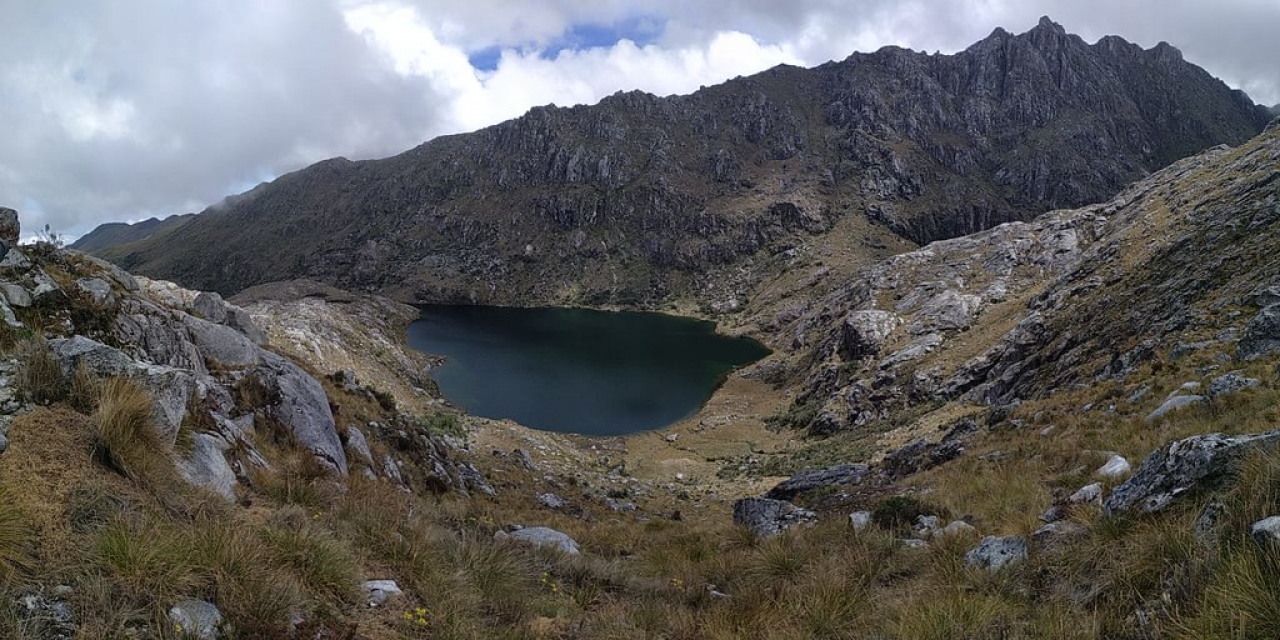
[{"left": 90, "top": 377, "right": 168, "bottom": 484}]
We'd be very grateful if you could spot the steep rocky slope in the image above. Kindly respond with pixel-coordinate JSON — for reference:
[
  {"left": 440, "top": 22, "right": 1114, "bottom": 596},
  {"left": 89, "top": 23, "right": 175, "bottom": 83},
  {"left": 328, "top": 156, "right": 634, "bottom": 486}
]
[
  {"left": 81, "top": 18, "right": 1269, "bottom": 309},
  {"left": 770, "top": 118, "right": 1280, "bottom": 436}
]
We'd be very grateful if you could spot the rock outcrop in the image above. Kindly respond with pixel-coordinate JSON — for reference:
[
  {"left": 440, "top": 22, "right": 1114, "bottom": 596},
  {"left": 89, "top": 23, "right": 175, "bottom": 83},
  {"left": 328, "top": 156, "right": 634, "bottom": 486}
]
[{"left": 1105, "top": 432, "right": 1280, "bottom": 514}]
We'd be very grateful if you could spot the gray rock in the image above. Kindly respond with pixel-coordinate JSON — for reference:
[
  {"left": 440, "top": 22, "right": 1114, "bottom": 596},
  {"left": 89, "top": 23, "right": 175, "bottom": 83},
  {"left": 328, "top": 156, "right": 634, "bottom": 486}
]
[
  {"left": 346, "top": 426, "right": 374, "bottom": 466},
  {"left": 381, "top": 455, "right": 403, "bottom": 484},
  {"left": 503, "top": 526, "right": 581, "bottom": 555},
  {"left": 879, "top": 333, "right": 944, "bottom": 369},
  {"left": 1105, "top": 431, "right": 1280, "bottom": 514},
  {"left": 964, "top": 535, "right": 1028, "bottom": 570},
  {"left": 1095, "top": 455, "right": 1132, "bottom": 478},
  {"left": 1145, "top": 394, "right": 1205, "bottom": 422},
  {"left": 1250, "top": 516, "right": 1280, "bottom": 549},
  {"left": 765, "top": 463, "right": 870, "bottom": 500},
  {"left": 1238, "top": 304, "right": 1280, "bottom": 360},
  {"left": 840, "top": 309, "right": 899, "bottom": 359},
  {"left": 75, "top": 278, "right": 115, "bottom": 306},
  {"left": 112, "top": 308, "right": 208, "bottom": 374},
  {"left": 732, "top": 497, "right": 818, "bottom": 538},
  {"left": 537, "top": 493, "right": 567, "bottom": 510},
  {"left": 0, "top": 298, "right": 19, "bottom": 328},
  {"left": 909, "top": 290, "right": 983, "bottom": 335},
  {"left": 253, "top": 351, "right": 347, "bottom": 475},
  {"left": 881, "top": 438, "right": 963, "bottom": 478},
  {"left": 459, "top": 461, "right": 497, "bottom": 496},
  {"left": 30, "top": 272, "right": 62, "bottom": 301},
  {"left": 48, "top": 336, "right": 202, "bottom": 445},
  {"left": 849, "top": 511, "right": 873, "bottom": 530},
  {"left": 176, "top": 434, "right": 237, "bottom": 501},
  {"left": 363, "top": 579, "right": 403, "bottom": 607},
  {"left": 665, "top": 433, "right": 679, "bottom": 443},
  {"left": 0, "top": 248, "right": 30, "bottom": 270},
  {"left": 0, "top": 207, "right": 18, "bottom": 245},
  {"left": 900, "top": 538, "right": 929, "bottom": 549},
  {"left": 227, "top": 306, "right": 268, "bottom": 345},
  {"left": 0, "top": 284, "right": 31, "bottom": 308},
  {"left": 914, "top": 514, "right": 942, "bottom": 537},
  {"left": 193, "top": 291, "right": 229, "bottom": 324},
  {"left": 0, "top": 432, "right": 7, "bottom": 455},
  {"left": 183, "top": 316, "right": 261, "bottom": 368},
  {"left": 168, "top": 599, "right": 224, "bottom": 640},
  {"left": 1208, "top": 371, "right": 1261, "bottom": 398}
]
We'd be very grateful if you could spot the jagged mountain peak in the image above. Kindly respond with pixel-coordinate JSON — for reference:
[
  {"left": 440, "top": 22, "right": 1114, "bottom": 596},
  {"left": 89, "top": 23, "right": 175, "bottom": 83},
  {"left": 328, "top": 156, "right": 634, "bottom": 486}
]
[{"left": 82, "top": 22, "right": 1269, "bottom": 309}]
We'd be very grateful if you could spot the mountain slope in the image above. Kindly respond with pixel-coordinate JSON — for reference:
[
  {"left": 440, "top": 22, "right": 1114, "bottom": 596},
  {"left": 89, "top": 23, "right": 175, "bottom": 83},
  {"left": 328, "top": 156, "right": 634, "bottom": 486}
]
[
  {"left": 770, "top": 118, "right": 1280, "bottom": 435},
  {"left": 87, "top": 17, "right": 1269, "bottom": 307}
]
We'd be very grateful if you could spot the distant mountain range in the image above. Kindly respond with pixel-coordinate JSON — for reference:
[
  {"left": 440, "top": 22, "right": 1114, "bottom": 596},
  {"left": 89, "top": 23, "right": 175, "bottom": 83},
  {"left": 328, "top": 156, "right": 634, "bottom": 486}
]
[{"left": 77, "top": 17, "right": 1272, "bottom": 310}]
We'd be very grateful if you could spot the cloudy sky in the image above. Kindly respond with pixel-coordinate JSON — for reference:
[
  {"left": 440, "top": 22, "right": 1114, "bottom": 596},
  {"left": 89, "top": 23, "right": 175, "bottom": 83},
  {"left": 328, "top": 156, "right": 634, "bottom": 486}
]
[{"left": 2, "top": 0, "right": 1277, "bottom": 240}]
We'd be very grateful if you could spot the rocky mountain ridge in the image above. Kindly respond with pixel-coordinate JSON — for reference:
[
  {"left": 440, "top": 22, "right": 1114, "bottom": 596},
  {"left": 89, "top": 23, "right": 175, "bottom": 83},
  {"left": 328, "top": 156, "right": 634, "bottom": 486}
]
[{"left": 80, "top": 17, "right": 1270, "bottom": 311}]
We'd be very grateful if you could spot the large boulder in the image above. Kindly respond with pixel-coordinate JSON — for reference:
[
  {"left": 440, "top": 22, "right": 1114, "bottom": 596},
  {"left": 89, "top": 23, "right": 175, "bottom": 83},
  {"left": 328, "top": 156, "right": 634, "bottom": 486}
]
[
  {"left": 1105, "top": 431, "right": 1280, "bottom": 514},
  {"left": 839, "top": 310, "right": 899, "bottom": 360},
  {"left": 182, "top": 316, "right": 261, "bottom": 368},
  {"left": 732, "top": 497, "right": 818, "bottom": 538},
  {"left": 252, "top": 351, "right": 347, "bottom": 475},
  {"left": 48, "top": 336, "right": 202, "bottom": 445},
  {"left": 765, "top": 464, "right": 870, "bottom": 500}
]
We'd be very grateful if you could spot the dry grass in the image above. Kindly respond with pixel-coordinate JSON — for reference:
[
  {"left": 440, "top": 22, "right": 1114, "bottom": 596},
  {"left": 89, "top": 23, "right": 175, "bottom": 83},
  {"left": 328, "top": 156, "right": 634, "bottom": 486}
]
[
  {"left": 13, "top": 337, "right": 66, "bottom": 406},
  {"left": 90, "top": 377, "right": 170, "bottom": 485}
]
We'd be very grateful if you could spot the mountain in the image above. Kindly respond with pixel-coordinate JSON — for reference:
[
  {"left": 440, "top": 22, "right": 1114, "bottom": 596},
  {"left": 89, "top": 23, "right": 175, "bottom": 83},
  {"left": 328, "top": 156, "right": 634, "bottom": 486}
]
[
  {"left": 84, "top": 17, "right": 1270, "bottom": 309},
  {"left": 69, "top": 213, "right": 192, "bottom": 253}
]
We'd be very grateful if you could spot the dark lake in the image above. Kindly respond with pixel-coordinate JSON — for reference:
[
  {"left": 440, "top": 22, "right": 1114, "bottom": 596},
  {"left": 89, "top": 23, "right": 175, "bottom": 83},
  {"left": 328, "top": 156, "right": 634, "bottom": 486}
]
[{"left": 406, "top": 305, "right": 771, "bottom": 436}]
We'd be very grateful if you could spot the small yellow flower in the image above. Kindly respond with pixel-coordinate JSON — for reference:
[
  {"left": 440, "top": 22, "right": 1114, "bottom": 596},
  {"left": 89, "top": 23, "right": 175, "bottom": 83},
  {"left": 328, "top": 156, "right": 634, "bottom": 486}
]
[{"left": 402, "top": 611, "right": 414, "bottom": 621}]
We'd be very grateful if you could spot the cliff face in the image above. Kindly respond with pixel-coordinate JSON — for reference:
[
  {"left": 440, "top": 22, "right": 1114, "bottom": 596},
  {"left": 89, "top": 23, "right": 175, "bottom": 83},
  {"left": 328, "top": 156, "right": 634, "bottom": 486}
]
[{"left": 82, "top": 18, "right": 1269, "bottom": 308}]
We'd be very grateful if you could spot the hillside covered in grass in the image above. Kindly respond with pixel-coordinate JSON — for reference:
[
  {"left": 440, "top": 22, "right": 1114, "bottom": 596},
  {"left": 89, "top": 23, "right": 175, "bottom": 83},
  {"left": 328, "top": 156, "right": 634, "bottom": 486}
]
[{"left": 8, "top": 123, "right": 1280, "bottom": 638}]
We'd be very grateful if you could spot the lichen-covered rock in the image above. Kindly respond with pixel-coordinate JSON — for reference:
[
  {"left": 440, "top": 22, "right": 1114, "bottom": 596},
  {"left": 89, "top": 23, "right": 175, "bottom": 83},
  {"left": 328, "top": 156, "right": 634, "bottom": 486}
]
[
  {"left": 732, "top": 497, "right": 818, "bottom": 538},
  {"left": 168, "top": 599, "right": 225, "bottom": 640},
  {"left": 1207, "top": 371, "right": 1261, "bottom": 398},
  {"left": 1105, "top": 432, "right": 1280, "bottom": 514},
  {"left": 964, "top": 535, "right": 1028, "bottom": 570},
  {"left": 1250, "top": 516, "right": 1280, "bottom": 549}
]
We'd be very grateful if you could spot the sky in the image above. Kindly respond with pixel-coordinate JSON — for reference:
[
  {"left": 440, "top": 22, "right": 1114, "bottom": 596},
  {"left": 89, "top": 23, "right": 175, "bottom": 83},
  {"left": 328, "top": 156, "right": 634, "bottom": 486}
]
[{"left": 1, "top": 0, "right": 1277, "bottom": 240}]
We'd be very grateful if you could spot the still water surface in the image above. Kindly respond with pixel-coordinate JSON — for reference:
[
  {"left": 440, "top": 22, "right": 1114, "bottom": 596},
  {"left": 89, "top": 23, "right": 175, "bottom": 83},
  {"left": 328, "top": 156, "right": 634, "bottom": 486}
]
[{"left": 407, "top": 305, "right": 770, "bottom": 436}]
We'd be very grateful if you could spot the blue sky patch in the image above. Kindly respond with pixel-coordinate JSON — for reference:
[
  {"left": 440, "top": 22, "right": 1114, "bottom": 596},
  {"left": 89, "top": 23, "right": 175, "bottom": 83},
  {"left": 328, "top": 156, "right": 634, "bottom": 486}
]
[{"left": 468, "top": 16, "right": 665, "bottom": 71}]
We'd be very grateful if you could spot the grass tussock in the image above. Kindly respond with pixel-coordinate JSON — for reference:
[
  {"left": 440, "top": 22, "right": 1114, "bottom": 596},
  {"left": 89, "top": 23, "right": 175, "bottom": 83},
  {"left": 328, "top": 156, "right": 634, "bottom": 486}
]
[
  {"left": 90, "top": 377, "right": 169, "bottom": 484},
  {"left": 14, "top": 337, "right": 66, "bottom": 406}
]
